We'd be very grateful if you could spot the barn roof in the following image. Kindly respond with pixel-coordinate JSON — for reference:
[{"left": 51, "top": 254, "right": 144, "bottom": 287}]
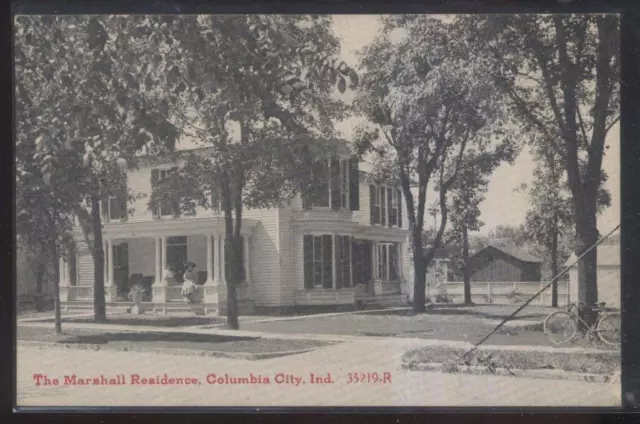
[{"left": 472, "top": 244, "right": 543, "bottom": 264}]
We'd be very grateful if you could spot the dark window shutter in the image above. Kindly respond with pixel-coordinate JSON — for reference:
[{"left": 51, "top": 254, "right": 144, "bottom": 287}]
[
  {"left": 349, "top": 158, "right": 359, "bottom": 211},
  {"left": 330, "top": 158, "right": 341, "bottom": 210},
  {"left": 344, "top": 237, "right": 352, "bottom": 288},
  {"left": 303, "top": 235, "right": 314, "bottom": 289},
  {"left": 169, "top": 167, "right": 181, "bottom": 217},
  {"left": 119, "top": 173, "right": 128, "bottom": 221},
  {"left": 397, "top": 189, "right": 403, "bottom": 228},
  {"left": 311, "top": 159, "right": 329, "bottom": 208},
  {"left": 364, "top": 241, "right": 373, "bottom": 283},
  {"left": 335, "top": 236, "right": 343, "bottom": 289},
  {"left": 151, "top": 169, "right": 159, "bottom": 218},
  {"left": 387, "top": 187, "right": 393, "bottom": 227},
  {"left": 390, "top": 245, "right": 398, "bottom": 281},
  {"left": 322, "top": 235, "right": 333, "bottom": 288},
  {"left": 380, "top": 188, "right": 386, "bottom": 225},
  {"left": 369, "top": 185, "right": 377, "bottom": 224}
]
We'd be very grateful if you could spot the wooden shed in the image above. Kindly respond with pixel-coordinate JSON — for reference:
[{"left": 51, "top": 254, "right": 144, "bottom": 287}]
[{"left": 466, "top": 244, "right": 542, "bottom": 282}]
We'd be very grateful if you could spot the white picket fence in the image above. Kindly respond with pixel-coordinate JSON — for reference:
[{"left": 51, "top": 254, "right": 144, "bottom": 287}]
[{"left": 433, "top": 281, "right": 571, "bottom": 306}]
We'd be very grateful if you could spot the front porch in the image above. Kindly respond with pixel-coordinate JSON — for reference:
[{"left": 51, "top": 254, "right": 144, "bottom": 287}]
[{"left": 58, "top": 217, "right": 258, "bottom": 316}]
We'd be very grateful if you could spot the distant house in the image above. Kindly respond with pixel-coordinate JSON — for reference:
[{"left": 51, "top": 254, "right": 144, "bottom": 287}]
[
  {"left": 566, "top": 240, "right": 620, "bottom": 308},
  {"left": 462, "top": 244, "right": 542, "bottom": 282}
]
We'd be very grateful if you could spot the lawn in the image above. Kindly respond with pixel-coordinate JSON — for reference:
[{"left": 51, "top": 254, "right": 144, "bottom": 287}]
[
  {"left": 402, "top": 345, "right": 620, "bottom": 375},
  {"left": 17, "top": 326, "right": 334, "bottom": 357}
]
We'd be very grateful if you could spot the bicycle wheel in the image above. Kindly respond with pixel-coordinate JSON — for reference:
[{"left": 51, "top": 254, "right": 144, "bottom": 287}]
[
  {"left": 597, "top": 312, "right": 621, "bottom": 347},
  {"left": 544, "top": 311, "right": 578, "bottom": 344}
]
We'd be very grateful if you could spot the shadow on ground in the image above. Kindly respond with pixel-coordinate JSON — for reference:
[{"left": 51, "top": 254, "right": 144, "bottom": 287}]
[
  {"left": 32, "top": 316, "right": 223, "bottom": 327},
  {"left": 60, "top": 332, "right": 256, "bottom": 345},
  {"left": 365, "top": 305, "right": 552, "bottom": 321}
]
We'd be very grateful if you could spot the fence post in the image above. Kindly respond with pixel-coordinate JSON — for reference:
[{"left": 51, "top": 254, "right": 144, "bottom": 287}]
[{"left": 487, "top": 282, "right": 492, "bottom": 304}]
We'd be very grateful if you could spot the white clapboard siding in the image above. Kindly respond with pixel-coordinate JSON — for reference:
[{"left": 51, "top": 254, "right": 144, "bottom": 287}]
[{"left": 76, "top": 241, "right": 94, "bottom": 287}]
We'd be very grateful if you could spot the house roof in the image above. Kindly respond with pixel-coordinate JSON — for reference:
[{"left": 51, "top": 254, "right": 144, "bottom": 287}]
[
  {"left": 471, "top": 244, "right": 543, "bottom": 264},
  {"left": 565, "top": 242, "right": 620, "bottom": 267}
]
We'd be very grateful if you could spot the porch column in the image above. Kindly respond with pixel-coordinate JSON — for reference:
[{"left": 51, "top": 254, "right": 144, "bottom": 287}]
[
  {"left": 220, "top": 236, "right": 226, "bottom": 284},
  {"left": 154, "top": 237, "right": 162, "bottom": 285},
  {"left": 59, "top": 256, "right": 68, "bottom": 286},
  {"left": 205, "top": 234, "right": 216, "bottom": 285},
  {"left": 59, "top": 255, "right": 70, "bottom": 302},
  {"left": 244, "top": 236, "right": 251, "bottom": 284},
  {"left": 152, "top": 236, "right": 169, "bottom": 310},
  {"left": 105, "top": 239, "right": 117, "bottom": 302},
  {"left": 203, "top": 234, "right": 220, "bottom": 315}
]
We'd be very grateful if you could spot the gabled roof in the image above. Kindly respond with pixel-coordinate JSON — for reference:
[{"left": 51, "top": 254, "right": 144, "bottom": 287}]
[{"left": 471, "top": 244, "right": 543, "bottom": 264}]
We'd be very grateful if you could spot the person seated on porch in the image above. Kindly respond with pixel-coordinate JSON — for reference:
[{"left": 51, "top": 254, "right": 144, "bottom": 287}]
[
  {"left": 181, "top": 262, "right": 197, "bottom": 303},
  {"left": 162, "top": 266, "right": 176, "bottom": 285}
]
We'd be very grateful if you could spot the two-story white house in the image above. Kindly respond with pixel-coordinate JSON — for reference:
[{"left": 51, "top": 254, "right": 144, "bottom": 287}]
[{"left": 57, "top": 142, "right": 411, "bottom": 315}]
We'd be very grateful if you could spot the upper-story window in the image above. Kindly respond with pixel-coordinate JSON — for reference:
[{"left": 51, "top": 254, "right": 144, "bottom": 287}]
[
  {"left": 370, "top": 185, "right": 403, "bottom": 228},
  {"left": 100, "top": 174, "right": 127, "bottom": 222},
  {"left": 302, "top": 157, "right": 359, "bottom": 211},
  {"left": 151, "top": 167, "right": 180, "bottom": 218}
]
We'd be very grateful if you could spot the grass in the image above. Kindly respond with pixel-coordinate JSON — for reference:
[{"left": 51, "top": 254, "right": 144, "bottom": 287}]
[
  {"left": 29, "top": 314, "right": 225, "bottom": 327},
  {"left": 17, "top": 326, "right": 335, "bottom": 356},
  {"left": 402, "top": 345, "right": 620, "bottom": 375}
]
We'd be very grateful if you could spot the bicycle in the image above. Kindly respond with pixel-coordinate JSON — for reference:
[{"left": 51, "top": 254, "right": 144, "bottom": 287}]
[{"left": 543, "top": 301, "right": 620, "bottom": 347}]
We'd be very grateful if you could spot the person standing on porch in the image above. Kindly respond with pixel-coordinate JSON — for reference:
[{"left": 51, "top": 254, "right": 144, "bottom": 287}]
[{"left": 181, "top": 262, "right": 197, "bottom": 303}]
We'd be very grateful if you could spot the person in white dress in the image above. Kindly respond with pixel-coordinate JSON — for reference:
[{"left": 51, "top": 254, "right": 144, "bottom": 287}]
[{"left": 181, "top": 262, "right": 198, "bottom": 302}]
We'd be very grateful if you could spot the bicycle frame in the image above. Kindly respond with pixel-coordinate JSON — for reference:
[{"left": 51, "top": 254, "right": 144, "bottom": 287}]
[{"left": 566, "top": 303, "right": 607, "bottom": 336}]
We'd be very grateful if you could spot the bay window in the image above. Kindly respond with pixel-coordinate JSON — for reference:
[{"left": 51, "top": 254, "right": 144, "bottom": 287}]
[{"left": 303, "top": 235, "right": 333, "bottom": 288}]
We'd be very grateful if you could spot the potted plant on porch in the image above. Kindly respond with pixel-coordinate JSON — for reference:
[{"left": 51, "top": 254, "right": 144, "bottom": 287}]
[{"left": 128, "top": 284, "right": 146, "bottom": 315}]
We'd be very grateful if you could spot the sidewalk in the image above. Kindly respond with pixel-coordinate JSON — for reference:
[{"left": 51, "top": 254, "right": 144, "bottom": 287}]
[{"left": 18, "top": 319, "right": 617, "bottom": 355}]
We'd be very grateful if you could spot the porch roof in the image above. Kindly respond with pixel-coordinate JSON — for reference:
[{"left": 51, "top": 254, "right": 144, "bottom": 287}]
[{"left": 73, "top": 216, "right": 260, "bottom": 240}]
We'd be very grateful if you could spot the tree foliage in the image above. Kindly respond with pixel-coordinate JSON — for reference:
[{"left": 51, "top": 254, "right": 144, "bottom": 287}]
[
  {"left": 354, "top": 15, "right": 515, "bottom": 312},
  {"left": 458, "top": 14, "right": 619, "bottom": 321}
]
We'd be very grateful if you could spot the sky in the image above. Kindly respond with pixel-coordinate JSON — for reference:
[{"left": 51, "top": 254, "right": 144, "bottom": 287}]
[
  {"left": 330, "top": 14, "right": 620, "bottom": 236},
  {"left": 176, "top": 14, "right": 620, "bottom": 236}
]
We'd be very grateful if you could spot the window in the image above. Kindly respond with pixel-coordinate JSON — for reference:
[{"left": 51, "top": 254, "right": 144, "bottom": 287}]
[
  {"left": 335, "top": 235, "right": 352, "bottom": 288},
  {"left": 303, "top": 234, "right": 333, "bottom": 288},
  {"left": 370, "top": 185, "right": 402, "bottom": 228},
  {"left": 224, "top": 236, "right": 246, "bottom": 281},
  {"left": 101, "top": 175, "right": 127, "bottom": 221},
  {"left": 210, "top": 187, "right": 221, "bottom": 213},
  {"left": 303, "top": 157, "right": 359, "bottom": 211},
  {"left": 151, "top": 168, "right": 180, "bottom": 217},
  {"left": 390, "top": 190, "right": 399, "bottom": 226},
  {"left": 112, "top": 243, "right": 128, "bottom": 267},
  {"left": 376, "top": 243, "right": 399, "bottom": 281},
  {"left": 166, "top": 236, "right": 188, "bottom": 278}
]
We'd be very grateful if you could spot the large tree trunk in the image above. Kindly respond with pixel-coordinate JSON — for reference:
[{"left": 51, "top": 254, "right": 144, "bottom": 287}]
[
  {"left": 411, "top": 227, "right": 427, "bottom": 313},
  {"left": 49, "top": 236, "right": 62, "bottom": 334},
  {"left": 575, "top": 204, "right": 599, "bottom": 328},
  {"left": 462, "top": 225, "right": 472, "bottom": 305},
  {"left": 550, "top": 216, "right": 559, "bottom": 308},
  {"left": 90, "top": 193, "right": 107, "bottom": 323},
  {"left": 224, "top": 209, "right": 239, "bottom": 330}
]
